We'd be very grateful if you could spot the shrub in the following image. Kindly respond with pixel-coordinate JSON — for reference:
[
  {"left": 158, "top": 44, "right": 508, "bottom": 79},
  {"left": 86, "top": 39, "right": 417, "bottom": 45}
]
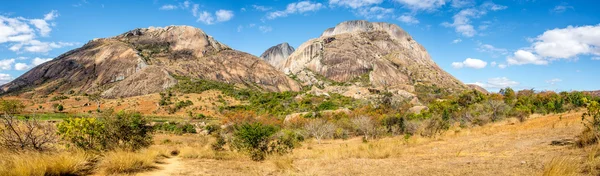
[
  {"left": 231, "top": 123, "right": 294, "bottom": 161},
  {"left": 352, "top": 116, "right": 376, "bottom": 141},
  {"left": 579, "top": 100, "right": 600, "bottom": 147},
  {"left": 50, "top": 95, "right": 69, "bottom": 101},
  {"left": 304, "top": 119, "right": 335, "bottom": 144},
  {"left": 0, "top": 100, "right": 57, "bottom": 151},
  {"left": 154, "top": 122, "right": 196, "bottom": 135},
  {"left": 381, "top": 114, "right": 405, "bottom": 135},
  {"left": 0, "top": 151, "right": 91, "bottom": 176},
  {"left": 98, "top": 150, "right": 156, "bottom": 174},
  {"left": 57, "top": 111, "right": 153, "bottom": 151},
  {"left": 57, "top": 104, "right": 64, "bottom": 112},
  {"left": 57, "top": 118, "right": 106, "bottom": 151}
]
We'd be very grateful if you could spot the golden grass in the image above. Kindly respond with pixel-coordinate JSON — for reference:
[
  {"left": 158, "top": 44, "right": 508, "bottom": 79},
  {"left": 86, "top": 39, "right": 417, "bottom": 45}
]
[
  {"left": 0, "top": 150, "right": 91, "bottom": 176},
  {"left": 543, "top": 157, "right": 580, "bottom": 176},
  {"left": 97, "top": 150, "right": 158, "bottom": 175}
]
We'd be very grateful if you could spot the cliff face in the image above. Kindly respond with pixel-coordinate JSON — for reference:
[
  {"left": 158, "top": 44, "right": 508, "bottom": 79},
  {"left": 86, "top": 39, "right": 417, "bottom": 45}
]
[
  {"left": 260, "top": 42, "right": 295, "bottom": 69},
  {"left": 282, "top": 20, "right": 467, "bottom": 103},
  {"left": 1, "top": 26, "right": 301, "bottom": 98}
]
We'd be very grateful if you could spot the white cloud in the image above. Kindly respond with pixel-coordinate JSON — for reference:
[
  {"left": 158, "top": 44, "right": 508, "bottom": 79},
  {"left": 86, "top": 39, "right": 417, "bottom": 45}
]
[
  {"left": 259, "top": 26, "right": 273, "bottom": 33},
  {"left": 490, "top": 61, "right": 497, "bottom": 67},
  {"left": 10, "top": 40, "right": 77, "bottom": 53},
  {"left": 532, "top": 25, "right": 600, "bottom": 59},
  {"left": 471, "top": 77, "right": 519, "bottom": 89},
  {"left": 452, "top": 38, "right": 462, "bottom": 44},
  {"left": 393, "top": 0, "right": 446, "bottom": 11},
  {"left": 0, "top": 10, "right": 73, "bottom": 53},
  {"left": 507, "top": 50, "right": 548, "bottom": 65},
  {"left": 546, "top": 78, "right": 562, "bottom": 85},
  {"left": 215, "top": 10, "right": 234, "bottom": 22},
  {"left": 197, "top": 11, "right": 215, "bottom": 24},
  {"left": 498, "top": 64, "right": 507, "bottom": 69},
  {"left": 252, "top": 5, "right": 272, "bottom": 11},
  {"left": 592, "top": 57, "right": 600, "bottom": 60},
  {"left": 43, "top": 10, "right": 58, "bottom": 21},
  {"left": 159, "top": 4, "right": 178, "bottom": 10},
  {"left": 357, "top": 6, "right": 394, "bottom": 19},
  {"left": 441, "top": 2, "right": 506, "bottom": 37},
  {"left": 32, "top": 57, "right": 52, "bottom": 66},
  {"left": 0, "top": 59, "right": 15, "bottom": 70},
  {"left": 0, "top": 73, "right": 13, "bottom": 84},
  {"left": 329, "top": 0, "right": 383, "bottom": 9},
  {"left": 397, "top": 14, "right": 420, "bottom": 24},
  {"left": 267, "top": 1, "right": 323, "bottom": 20},
  {"left": 237, "top": 25, "right": 243, "bottom": 32},
  {"left": 15, "top": 63, "right": 29, "bottom": 70},
  {"left": 451, "top": 58, "right": 487, "bottom": 69}
]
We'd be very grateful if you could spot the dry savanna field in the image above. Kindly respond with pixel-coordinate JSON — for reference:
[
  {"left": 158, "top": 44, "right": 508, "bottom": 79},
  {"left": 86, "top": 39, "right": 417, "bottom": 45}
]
[{"left": 2, "top": 110, "right": 590, "bottom": 176}]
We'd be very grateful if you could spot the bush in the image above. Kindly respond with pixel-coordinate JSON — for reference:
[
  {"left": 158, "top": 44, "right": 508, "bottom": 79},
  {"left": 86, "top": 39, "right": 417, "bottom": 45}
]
[
  {"left": 154, "top": 122, "right": 196, "bottom": 135},
  {"left": 98, "top": 150, "right": 156, "bottom": 174},
  {"left": 57, "top": 111, "right": 153, "bottom": 151},
  {"left": 352, "top": 116, "right": 377, "bottom": 141},
  {"left": 0, "top": 100, "right": 57, "bottom": 151},
  {"left": 57, "top": 104, "right": 64, "bottom": 112},
  {"left": 231, "top": 123, "right": 294, "bottom": 161},
  {"left": 579, "top": 100, "right": 600, "bottom": 147},
  {"left": 50, "top": 95, "right": 69, "bottom": 101},
  {"left": 304, "top": 119, "right": 335, "bottom": 144},
  {"left": 0, "top": 151, "right": 91, "bottom": 176}
]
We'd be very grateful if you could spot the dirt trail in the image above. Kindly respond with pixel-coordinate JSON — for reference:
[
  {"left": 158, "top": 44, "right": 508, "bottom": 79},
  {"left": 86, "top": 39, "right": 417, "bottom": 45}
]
[
  {"left": 141, "top": 111, "right": 590, "bottom": 176},
  {"left": 139, "top": 157, "right": 184, "bottom": 176}
]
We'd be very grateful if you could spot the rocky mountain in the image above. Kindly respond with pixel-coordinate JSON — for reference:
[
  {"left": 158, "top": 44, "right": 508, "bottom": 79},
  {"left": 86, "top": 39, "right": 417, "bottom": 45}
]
[
  {"left": 260, "top": 42, "right": 295, "bottom": 69},
  {"left": 467, "top": 84, "right": 489, "bottom": 94},
  {"left": 1, "top": 26, "right": 301, "bottom": 98},
  {"left": 281, "top": 20, "right": 467, "bottom": 103}
]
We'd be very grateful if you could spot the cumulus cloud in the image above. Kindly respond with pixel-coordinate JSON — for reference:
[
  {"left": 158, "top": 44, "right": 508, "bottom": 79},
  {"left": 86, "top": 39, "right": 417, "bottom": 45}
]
[
  {"left": 328, "top": 0, "right": 383, "bottom": 9},
  {"left": 498, "top": 64, "right": 507, "bottom": 69},
  {"left": 506, "top": 24, "right": 600, "bottom": 66},
  {"left": 442, "top": 2, "right": 506, "bottom": 37},
  {"left": 0, "top": 73, "right": 13, "bottom": 84},
  {"left": 451, "top": 0, "right": 475, "bottom": 8},
  {"left": 197, "top": 11, "right": 215, "bottom": 24},
  {"left": 0, "top": 59, "right": 15, "bottom": 70},
  {"left": 471, "top": 77, "right": 519, "bottom": 89},
  {"left": 477, "top": 43, "right": 508, "bottom": 57},
  {"left": 393, "top": 0, "right": 446, "bottom": 11},
  {"left": 507, "top": 50, "right": 548, "bottom": 65},
  {"left": 215, "top": 10, "right": 234, "bottom": 22},
  {"left": 397, "top": 14, "right": 420, "bottom": 24},
  {"left": 32, "top": 57, "right": 53, "bottom": 66},
  {"left": 266, "top": 1, "right": 323, "bottom": 20},
  {"left": 0, "top": 10, "right": 75, "bottom": 53},
  {"left": 14, "top": 63, "right": 29, "bottom": 70},
  {"left": 451, "top": 58, "right": 487, "bottom": 69}
]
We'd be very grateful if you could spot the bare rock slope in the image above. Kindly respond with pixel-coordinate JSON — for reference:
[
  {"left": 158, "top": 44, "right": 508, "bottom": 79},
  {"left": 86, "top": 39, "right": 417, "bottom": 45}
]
[
  {"left": 1, "top": 26, "right": 301, "bottom": 98},
  {"left": 281, "top": 20, "right": 467, "bottom": 102},
  {"left": 260, "top": 42, "right": 295, "bottom": 69}
]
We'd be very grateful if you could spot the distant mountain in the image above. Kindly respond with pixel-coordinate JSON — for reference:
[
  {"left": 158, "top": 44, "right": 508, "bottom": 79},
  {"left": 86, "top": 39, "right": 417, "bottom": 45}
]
[
  {"left": 260, "top": 42, "right": 295, "bottom": 69},
  {"left": 1, "top": 26, "right": 300, "bottom": 98},
  {"left": 281, "top": 20, "right": 467, "bottom": 104}
]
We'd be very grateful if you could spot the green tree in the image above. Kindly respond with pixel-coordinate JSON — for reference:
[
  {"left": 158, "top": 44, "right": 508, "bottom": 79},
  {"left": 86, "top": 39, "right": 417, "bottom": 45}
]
[
  {"left": 500, "top": 87, "right": 516, "bottom": 105},
  {"left": 231, "top": 123, "right": 294, "bottom": 161}
]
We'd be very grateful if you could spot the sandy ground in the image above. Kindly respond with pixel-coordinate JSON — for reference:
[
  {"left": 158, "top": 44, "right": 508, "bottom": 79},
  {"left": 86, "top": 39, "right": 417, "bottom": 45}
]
[{"left": 138, "top": 111, "right": 590, "bottom": 176}]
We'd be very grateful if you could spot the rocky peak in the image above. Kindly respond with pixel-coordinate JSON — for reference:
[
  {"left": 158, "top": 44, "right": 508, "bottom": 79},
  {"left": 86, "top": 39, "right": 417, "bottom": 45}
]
[
  {"left": 321, "top": 20, "right": 412, "bottom": 41},
  {"left": 113, "top": 25, "right": 230, "bottom": 58},
  {"left": 260, "top": 42, "right": 295, "bottom": 68}
]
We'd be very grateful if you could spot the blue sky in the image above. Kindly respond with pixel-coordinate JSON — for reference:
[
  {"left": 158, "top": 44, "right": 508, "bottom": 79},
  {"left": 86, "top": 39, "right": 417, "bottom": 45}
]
[{"left": 1, "top": 0, "right": 599, "bottom": 92}]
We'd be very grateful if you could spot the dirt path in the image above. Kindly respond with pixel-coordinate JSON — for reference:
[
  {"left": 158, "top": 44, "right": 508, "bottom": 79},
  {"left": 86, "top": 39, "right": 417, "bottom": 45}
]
[
  {"left": 142, "top": 111, "right": 590, "bottom": 175},
  {"left": 140, "top": 157, "right": 184, "bottom": 176}
]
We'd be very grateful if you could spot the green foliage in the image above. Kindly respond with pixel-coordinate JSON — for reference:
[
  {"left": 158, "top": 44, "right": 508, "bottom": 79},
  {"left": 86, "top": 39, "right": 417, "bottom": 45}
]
[
  {"left": 580, "top": 99, "right": 600, "bottom": 146},
  {"left": 56, "top": 104, "right": 64, "bottom": 112},
  {"left": 231, "top": 123, "right": 294, "bottom": 161},
  {"left": 57, "top": 111, "right": 153, "bottom": 151},
  {"left": 50, "top": 95, "right": 69, "bottom": 101},
  {"left": 57, "top": 118, "right": 105, "bottom": 151},
  {"left": 153, "top": 122, "right": 196, "bottom": 135}
]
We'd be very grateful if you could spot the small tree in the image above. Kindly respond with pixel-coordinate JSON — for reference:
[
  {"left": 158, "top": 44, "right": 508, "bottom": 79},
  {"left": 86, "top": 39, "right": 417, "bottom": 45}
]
[
  {"left": 231, "top": 123, "right": 295, "bottom": 161},
  {"left": 487, "top": 100, "right": 510, "bottom": 122},
  {"left": 352, "top": 116, "right": 376, "bottom": 141},
  {"left": 304, "top": 119, "right": 335, "bottom": 144},
  {"left": 0, "top": 100, "right": 57, "bottom": 151},
  {"left": 579, "top": 100, "right": 600, "bottom": 147},
  {"left": 57, "top": 104, "right": 64, "bottom": 112}
]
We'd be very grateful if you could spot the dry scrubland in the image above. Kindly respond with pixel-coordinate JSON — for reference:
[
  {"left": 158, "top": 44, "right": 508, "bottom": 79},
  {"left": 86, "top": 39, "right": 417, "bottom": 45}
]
[{"left": 120, "top": 111, "right": 595, "bottom": 176}]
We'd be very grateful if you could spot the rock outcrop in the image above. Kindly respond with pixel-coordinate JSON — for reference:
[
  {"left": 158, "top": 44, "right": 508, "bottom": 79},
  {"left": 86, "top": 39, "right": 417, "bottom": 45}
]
[
  {"left": 467, "top": 84, "right": 490, "bottom": 94},
  {"left": 1, "top": 26, "right": 301, "bottom": 98},
  {"left": 282, "top": 20, "right": 468, "bottom": 103},
  {"left": 260, "top": 42, "right": 295, "bottom": 69}
]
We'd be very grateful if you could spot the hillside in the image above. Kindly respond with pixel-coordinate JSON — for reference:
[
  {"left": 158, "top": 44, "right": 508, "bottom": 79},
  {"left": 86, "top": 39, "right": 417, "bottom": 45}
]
[
  {"left": 281, "top": 20, "right": 468, "bottom": 104},
  {"left": 0, "top": 26, "right": 301, "bottom": 98},
  {"left": 260, "top": 42, "right": 295, "bottom": 69}
]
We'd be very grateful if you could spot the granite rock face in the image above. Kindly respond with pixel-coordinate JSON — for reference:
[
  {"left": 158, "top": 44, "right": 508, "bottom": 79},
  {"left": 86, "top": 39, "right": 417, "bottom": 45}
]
[
  {"left": 260, "top": 42, "right": 295, "bottom": 69},
  {"left": 282, "top": 20, "right": 468, "bottom": 103},
  {"left": 1, "top": 26, "right": 301, "bottom": 98}
]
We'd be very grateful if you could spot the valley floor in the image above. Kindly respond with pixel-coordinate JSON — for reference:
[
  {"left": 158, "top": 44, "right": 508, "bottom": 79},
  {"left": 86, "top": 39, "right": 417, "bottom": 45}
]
[{"left": 138, "top": 111, "right": 592, "bottom": 176}]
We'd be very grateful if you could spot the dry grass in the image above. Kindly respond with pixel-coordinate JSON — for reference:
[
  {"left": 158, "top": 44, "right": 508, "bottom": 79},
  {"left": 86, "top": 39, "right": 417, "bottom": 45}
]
[
  {"left": 542, "top": 157, "right": 579, "bottom": 176},
  {"left": 97, "top": 150, "right": 159, "bottom": 175},
  {"left": 0, "top": 150, "right": 91, "bottom": 176}
]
